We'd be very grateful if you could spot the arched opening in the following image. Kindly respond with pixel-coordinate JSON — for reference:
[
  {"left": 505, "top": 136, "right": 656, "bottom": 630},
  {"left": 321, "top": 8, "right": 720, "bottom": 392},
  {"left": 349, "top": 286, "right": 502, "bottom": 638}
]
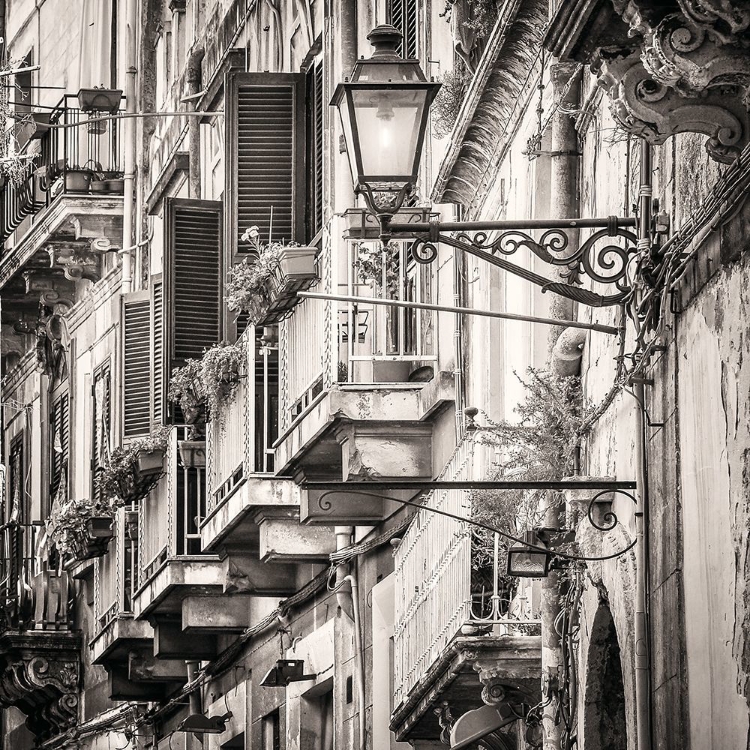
[{"left": 583, "top": 600, "right": 628, "bottom": 750}]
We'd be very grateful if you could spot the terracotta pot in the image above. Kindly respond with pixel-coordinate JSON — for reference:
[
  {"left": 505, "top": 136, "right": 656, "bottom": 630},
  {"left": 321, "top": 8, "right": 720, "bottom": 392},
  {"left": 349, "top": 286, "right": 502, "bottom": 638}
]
[
  {"left": 64, "top": 170, "right": 92, "bottom": 193},
  {"left": 77, "top": 87, "right": 123, "bottom": 113},
  {"left": 136, "top": 448, "right": 165, "bottom": 476}
]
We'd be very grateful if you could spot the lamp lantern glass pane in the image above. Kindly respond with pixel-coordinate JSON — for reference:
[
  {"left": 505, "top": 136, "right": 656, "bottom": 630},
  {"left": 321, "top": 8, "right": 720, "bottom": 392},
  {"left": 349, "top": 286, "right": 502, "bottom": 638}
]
[
  {"left": 506, "top": 543, "right": 550, "bottom": 578},
  {"left": 348, "top": 86, "right": 429, "bottom": 185}
]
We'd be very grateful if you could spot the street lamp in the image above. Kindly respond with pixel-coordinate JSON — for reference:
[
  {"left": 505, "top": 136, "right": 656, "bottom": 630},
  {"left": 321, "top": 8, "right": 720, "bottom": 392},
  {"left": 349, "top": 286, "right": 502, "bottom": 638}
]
[
  {"left": 506, "top": 530, "right": 552, "bottom": 578},
  {"left": 331, "top": 25, "right": 441, "bottom": 239},
  {"left": 331, "top": 26, "right": 651, "bottom": 309}
]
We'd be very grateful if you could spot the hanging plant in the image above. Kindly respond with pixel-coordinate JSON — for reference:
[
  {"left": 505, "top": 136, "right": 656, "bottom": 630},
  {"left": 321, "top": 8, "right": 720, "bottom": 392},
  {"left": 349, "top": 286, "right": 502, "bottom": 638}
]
[
  {"left": 355, "top": 242, "right": 401, "bottom": 298},
  {"left": 225, "top": 226, "right": 318, "bottom": 325},
  {"left": 97, "top": 425, "right": 171, "bottom": 505},
  {"left": 432, "top": 66, "right": 471, "bottom": 139},
  {"left": 48, "top": 496, "right": 116, "bottom": 560},
  {"left": 168, "top": 358, "right": 207, "bottom": 424},
  {"left": 199, "top": 341, "right": 245, "bottom": 416}
]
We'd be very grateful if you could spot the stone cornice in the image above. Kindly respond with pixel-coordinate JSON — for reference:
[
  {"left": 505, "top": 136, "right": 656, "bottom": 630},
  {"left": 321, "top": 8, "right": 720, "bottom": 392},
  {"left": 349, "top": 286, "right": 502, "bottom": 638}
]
[
  {"left": 0, "top": 196, "right": 124, "bottom": 289},
  {"left": 431, "top": 0, "right": 549, "bottom": 207}
]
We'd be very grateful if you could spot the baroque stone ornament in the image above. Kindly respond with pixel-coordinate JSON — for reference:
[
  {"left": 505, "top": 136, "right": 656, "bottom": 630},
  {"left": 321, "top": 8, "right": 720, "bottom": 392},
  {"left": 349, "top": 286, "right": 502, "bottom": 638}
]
[
  {"left": 676, "top": 0, "right": 750, "bottom": 43},
  {"left": 47, "top": 241, "right": 102, "bottom": 282},
  {"left": 0, "top": 632, "right": 82, "bottom": 741},
  {"left": 598, "top": 47, "right": 749, "bottom": 163}
]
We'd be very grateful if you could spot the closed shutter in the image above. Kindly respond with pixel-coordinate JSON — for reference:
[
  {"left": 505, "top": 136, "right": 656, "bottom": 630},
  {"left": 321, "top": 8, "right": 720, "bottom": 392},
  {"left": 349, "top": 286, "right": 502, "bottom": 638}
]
[
  {"left": 123, "top": 294, "right": 151, "bottom": 438},
  {"left": 388, "top": 0, "right": 418, "bottom": 59},
  {"left": 165, "top": 198, "right": 222, "bottom": 368},
  {"left": 92, "top": 364, "right": 111, "bottom": 503},
  {"left": 226, "top": 73, "right": 306, "bottom": 257},
  {"left": 307, "top": 60, "right": 324, "bottom": 240},
  {"left": 50, "top": 394, "right": 69, "bottom": 500},
  {"left": 152, "top": 279, "right": 164, "bottom": 424}
]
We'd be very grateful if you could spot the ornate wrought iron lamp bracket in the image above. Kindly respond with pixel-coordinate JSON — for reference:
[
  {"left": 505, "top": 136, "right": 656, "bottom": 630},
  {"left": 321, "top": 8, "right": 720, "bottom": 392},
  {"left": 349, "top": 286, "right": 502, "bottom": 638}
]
[{"left": 377, "top": 212, "right": 640, "bottom": 308}]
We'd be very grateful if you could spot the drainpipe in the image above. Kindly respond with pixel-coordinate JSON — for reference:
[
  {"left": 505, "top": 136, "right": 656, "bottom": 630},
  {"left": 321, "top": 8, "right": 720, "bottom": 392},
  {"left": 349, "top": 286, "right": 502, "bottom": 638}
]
[
  {"left": 186, "top": 47, "right": 204, "bottom": 200},
  {"left": 186, "top": 660, "right": 201, "bottom": 715},
  {"left": 343, "top": 572, "right": 366, "bottom": 750},
  {"left": 120, "top": 0, "right": 137, "bottom": 294},
  {"left": 541, "top": 61, "right": 582, "bottom": 750},
  {"left": 633, "top": 140, "right": 653, "bottom": 750},
  {"left": 334, "top": 0, "right": 356, "bottom": 214}
]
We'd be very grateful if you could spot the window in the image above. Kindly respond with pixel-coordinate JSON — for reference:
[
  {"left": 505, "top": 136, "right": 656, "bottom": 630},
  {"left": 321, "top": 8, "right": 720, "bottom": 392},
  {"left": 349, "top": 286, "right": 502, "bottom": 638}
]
[
  {"left": 262, "top": 710, "right": 280, "bottom": 750},
  {"left": 49, "top": 393, "right": 70, "bottom": 507},
  {"left": 9, "top": 435, "right": 26, "bottom": 523},
  {"left": 307, "top": 58, "right": 325, "bottom": 240},
  {"left": 92, "top": 364, "right": 112, "bottom": 503},
  {"left": 387, "top": 0, "right": 418, "bottom": 59}
]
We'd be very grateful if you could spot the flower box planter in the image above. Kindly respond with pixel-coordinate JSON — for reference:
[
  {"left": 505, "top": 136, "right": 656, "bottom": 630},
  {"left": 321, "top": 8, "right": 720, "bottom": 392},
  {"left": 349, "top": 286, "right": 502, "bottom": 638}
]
[
  {"left": 73, "top": 517, "right": 114, "bottom": 561},
  {"left": 77, "top": 87, "right": 123, "bottom": 113},
  {"left": 178, "top": 440, "right": 206, "bottom": 468},
  {"left": 343, "top": 207, "right": 438, "bottom": 240},
  {"left": 91, "top": 178, "right": 124, "bottom": 194},
  {"left": 372, "top": 360, "right": 412, "bottom": 383},
  {"left": 124, "top": 510, "right": 139, "bottom": 545},
  {"left": 253, "top": 246, "right": 319, "bottom": 326},
  {"left": 136, "top": 448, "right": 165, "bottom": 476}
]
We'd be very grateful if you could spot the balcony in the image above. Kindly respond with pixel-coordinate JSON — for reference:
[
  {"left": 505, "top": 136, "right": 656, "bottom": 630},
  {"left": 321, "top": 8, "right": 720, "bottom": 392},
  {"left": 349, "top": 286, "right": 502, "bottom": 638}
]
[
  {"left": 0, "top": 99, "right": 124, "bottom": 325},
  {"left": 390, "top": 440, "right": 542, "bottom": 743},
  {"left": 201, "top": 328, "right": 336, "bottom": 575},
  {"left": 0, "top": 524, "right": 82, "bottom": 741},
  {"left": 273, "top": 225, "right": 451, "bottom": 506}
]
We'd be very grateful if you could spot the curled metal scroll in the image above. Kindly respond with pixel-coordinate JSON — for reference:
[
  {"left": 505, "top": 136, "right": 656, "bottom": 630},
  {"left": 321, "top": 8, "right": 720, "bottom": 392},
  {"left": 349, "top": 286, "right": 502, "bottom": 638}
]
[
  {"left": 587, "top": 488, "right": 637, "bottom": 532},
  {"left": 411, "top": 238, "right": 439, "bottom": 264}
]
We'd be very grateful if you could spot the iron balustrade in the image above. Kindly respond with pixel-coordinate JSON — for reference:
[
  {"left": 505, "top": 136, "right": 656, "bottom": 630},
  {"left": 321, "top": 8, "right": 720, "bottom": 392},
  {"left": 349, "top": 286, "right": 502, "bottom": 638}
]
[
  {"left": 1, "top": 97, "right": 125, "bottom": 245},
  {"left": 207, "top": 327, "right": 277, "bottom": 514},
  {"left": 0, "top": 522, "right": 71, "bottom": 631},
  {"left": 138, "top": 426, "right": 208, "bottom": 588},
  {"left": 392, "top": 440, "right": 541, "bottom": 708}
]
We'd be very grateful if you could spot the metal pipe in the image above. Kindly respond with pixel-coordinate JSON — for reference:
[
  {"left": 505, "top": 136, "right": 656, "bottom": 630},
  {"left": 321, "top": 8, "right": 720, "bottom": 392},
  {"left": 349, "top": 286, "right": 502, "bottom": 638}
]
[
  {"left": 387, "top": 216, "right": 637, "bottom": 234},
  {"left": 343, "top": 573, "right": 366, "bottom": 749},
  {"left": 120, "top": 0, "right": 137, "bottom": 294},
  {"left": 186, "top": 47, "right": 205, "bottom": 200},
  {"left": 633, "top": 140, "right": 653, "bottom": 750},
  {"left": 186, "top": 661, "right": 201, "bottom": 715},
  {"left": 303, "top": 480, "right": 636, "bottom": 491},
  {"left": 297, "top": 292, "right": 620, "bottom": 335}
]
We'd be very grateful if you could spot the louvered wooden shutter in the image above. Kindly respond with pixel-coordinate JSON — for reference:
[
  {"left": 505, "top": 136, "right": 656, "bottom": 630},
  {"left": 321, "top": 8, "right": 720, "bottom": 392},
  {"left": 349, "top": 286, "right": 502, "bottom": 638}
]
[
  {"left": 50, "top": 394, "right": 69, "bottom": 500},
  {"left": 388, "top": 0, "right": 418, "bottom": 59},
  {"left": 152, "top": 279, "right": 164, "bottom": 424},
  {"left": 226, "top": 73, "right": 306, "bottom": 257},
  {"left": 123, "top": 294, "right": 151, "bottom": 438},
  {"left": 165, "top": 199, "right": 222, "bottom": 368},
  {"left": 307, "top": 60, "right": 324, "bottom": 240}
]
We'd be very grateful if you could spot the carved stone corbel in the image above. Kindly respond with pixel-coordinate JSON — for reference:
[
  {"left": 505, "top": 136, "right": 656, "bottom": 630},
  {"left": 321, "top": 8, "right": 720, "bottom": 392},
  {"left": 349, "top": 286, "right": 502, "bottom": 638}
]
[
  {"left": 598, "top": 47, "right": 749, "bottom": 163},
  {"left": 23, "top": 271, "right": 76, "bottom": 313},
  {"left": 47, "top": 241, "right": 102, "bottom": 282},
  {"left": 676, "top": 0, "right": 750, "bottom": 44},
  {"left": 642, "top": 13, "right": 750, "bottom": 99},
  {"left": 433, "top": 701, "right": 455, "bottom": 745}
]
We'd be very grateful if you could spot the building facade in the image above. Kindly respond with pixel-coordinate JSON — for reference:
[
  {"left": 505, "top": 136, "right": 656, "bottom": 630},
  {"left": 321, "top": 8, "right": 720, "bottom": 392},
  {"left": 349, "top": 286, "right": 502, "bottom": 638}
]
[{"left": 0, "top": 1, "right": 749, "bottom": 750}]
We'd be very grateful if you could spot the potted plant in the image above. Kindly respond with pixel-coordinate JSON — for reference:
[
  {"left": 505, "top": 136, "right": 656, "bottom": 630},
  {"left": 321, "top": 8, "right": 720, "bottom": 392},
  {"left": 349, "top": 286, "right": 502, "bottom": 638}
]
[
  {"left": 225, "top": 226, "right": 318, "bottom": 326},
  {"left": 200, "top": 341, "right": 245, "bottom": 417},
  {"left": 168, "top": 358, "right": 207, "bottom": 426},
  {"left": 77, "top": 86, "right": 123, "bottom": 113},
  {"left": 124, "top": 509, "right": 139, "bottom": 546},
  {"left": 178, "top": 439, "right": 206, "bottom": 468},
  {"left": 98, "top": 426, "right": 170, "bottom": 504},
  {"left": 343, "top": 207, "right": 438, "bottom": 240},
  {"left": 132, "top": 426, "right": 171, "bottom": 476},
  {"left": 48, "top": 496, "right": 116, "bottom": 561}
]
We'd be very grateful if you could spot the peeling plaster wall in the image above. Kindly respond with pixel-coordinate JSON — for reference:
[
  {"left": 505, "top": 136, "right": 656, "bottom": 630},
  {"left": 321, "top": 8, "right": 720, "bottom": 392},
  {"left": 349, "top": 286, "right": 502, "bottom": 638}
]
[{"left": 677, "top": 255, "right": 750, "bottom": 747}]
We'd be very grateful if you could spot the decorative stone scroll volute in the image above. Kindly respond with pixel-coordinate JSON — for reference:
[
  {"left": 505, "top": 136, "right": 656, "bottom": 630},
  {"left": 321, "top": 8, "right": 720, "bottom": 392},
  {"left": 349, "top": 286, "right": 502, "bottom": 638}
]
[
  {"left": 0, "top": 631, "right": 82, "bottom": 741},
  {"left": 545, "top": 0, "right": 750, "bottom": 163}
]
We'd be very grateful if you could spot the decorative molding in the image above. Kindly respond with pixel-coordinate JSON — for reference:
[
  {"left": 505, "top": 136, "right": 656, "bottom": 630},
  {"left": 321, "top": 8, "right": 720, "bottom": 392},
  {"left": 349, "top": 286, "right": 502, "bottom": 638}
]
[
  {"left": 0, "top": 631, "right": 82, "bottom": 741},
  {"left": 544, "top": 0, "right": 750, "bottom": 163},
  {"left": 47, "top": 242, "right": 103, "bottom": 282},
  {"left": 22, "top": 272, "right": 76, "bottom": 312}
]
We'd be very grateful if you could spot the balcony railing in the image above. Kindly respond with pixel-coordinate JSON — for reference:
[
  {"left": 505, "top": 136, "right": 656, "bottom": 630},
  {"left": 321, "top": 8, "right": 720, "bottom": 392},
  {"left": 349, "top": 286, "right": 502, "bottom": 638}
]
[
  {"left": 94, "top": 508, "right": 137, "bottom": 634},
  {"left": 278, "top": 229, "right": 438, "bottom": 431},
  {"left": 392, "top": 439, "right": 541, "bottom": 708},
  {"left": 2, "top": 97, "right": 124, "bottom": 244},
  {"left": 0, "top": 523, "right": 72, "bottom": 631},
  {"left": 206, "top": 327, "right": 277, "bottom": 514},
  {"left": 138, "top": 426, "right": 207, "bottom": 587}
]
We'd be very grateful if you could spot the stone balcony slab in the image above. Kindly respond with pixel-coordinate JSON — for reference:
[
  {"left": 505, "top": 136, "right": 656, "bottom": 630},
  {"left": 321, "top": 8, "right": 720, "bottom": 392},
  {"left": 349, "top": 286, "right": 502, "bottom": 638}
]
[
  {"left": 90, "top": 615, "right": 154, "bottom": 665},
  {"left": 201, "top": 474, "right": 300, "bottom": 551},
  {"left": 390, "top": 635, "right": 542, "bottom": 743},
  {"left": 132, "top": 556, "right": 224, "bottom": 620}
]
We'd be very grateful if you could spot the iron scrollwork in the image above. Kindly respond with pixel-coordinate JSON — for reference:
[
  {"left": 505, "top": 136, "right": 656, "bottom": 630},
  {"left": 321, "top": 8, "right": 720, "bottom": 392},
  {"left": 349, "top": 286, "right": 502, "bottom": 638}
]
[
  {"left": 586, "top": 488, "right": 637, "bottom": 533},
  {"left": 409, "top": 221, "right": 638, "bottom": 307}
]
